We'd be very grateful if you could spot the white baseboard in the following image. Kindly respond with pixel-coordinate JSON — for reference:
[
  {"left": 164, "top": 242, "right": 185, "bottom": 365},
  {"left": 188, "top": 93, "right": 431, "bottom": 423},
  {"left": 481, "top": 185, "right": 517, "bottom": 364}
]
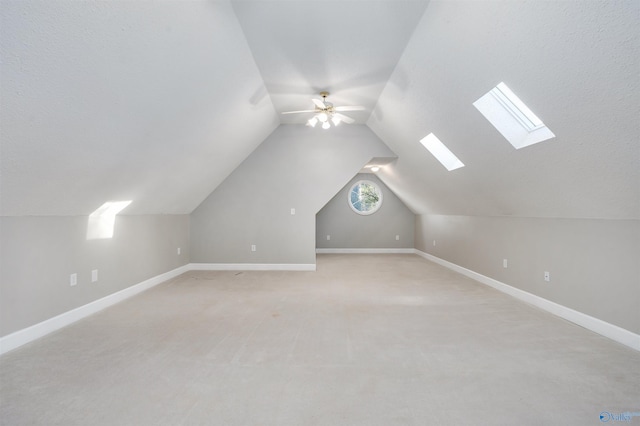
[
  {"left": 3, "top": 253, "right": 638, "bottom": 355},
  {"left": 189, "top": 263, "right": 316, "bottom": 271},
  {"left": 0, "top": 264, "right": 191, "bottom": 356},
  {"left": 414, "top": 249, "right": 640, "bottom": 352},
  {"left": 0, "top": 263, "right": 313, "bottom": 355},
  {"left": 316, "top": 248, "right": 415, "bottom": 254}
]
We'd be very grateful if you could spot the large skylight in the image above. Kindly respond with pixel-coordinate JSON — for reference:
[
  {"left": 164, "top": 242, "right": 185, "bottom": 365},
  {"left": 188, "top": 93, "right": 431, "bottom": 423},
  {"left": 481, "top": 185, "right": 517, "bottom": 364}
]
[
  {"left": 419, "top": 133, "right": 465, "bottom": 171},
  {"left": 491, "top": 82, "right": 543, "bottom": 131},
  {"left": 473, "top": 82, "right": 555, "bottom": 149}
]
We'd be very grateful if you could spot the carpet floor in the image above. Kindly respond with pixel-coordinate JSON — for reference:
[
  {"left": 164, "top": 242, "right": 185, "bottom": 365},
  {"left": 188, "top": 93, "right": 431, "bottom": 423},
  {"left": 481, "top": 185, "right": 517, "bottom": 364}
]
[{"left": 1, "top": 254, "right": 639, "bottom": 425}]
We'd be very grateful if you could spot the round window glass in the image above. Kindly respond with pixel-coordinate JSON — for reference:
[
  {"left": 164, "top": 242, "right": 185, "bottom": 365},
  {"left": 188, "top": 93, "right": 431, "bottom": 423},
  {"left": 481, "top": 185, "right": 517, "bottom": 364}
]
[{"left": 348, "top": 180, "right": 383, "bottom": 215}]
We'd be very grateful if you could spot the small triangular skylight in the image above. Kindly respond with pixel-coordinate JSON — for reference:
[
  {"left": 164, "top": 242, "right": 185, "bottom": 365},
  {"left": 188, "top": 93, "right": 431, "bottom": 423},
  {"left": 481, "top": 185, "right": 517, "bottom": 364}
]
[
  {"left": 419, "top": 133, "right": 465, "bottom": 171},
  {"left": 473, "top": 82, "right": 555, "bottom": 149}
]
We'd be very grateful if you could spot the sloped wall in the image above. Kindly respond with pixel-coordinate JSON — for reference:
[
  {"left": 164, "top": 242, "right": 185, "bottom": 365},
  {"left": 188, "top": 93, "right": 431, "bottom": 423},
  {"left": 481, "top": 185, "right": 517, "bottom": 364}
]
[
  {"left": 416, "top": 215, "right": 640, "bottom": 334},
  {"left": 368, "top": 0, "right": 639, "bottom": 220},
  {"left": 0, "top": 0, "right": 279, "bottom": 216},
  {"left": 190, "top": 125, "right": 396, "bottom": 265},
  {"left": 0, "top": 214, "right": 189, "bottom": 337},
  {"left": 316, "top": 174, "right": 415, "bottom": 249}
]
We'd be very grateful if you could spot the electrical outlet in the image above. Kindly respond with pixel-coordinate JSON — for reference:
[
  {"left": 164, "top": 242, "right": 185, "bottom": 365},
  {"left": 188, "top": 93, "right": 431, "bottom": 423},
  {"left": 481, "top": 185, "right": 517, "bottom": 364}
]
[
  {"left": 177, "top": 247, "right": 181, "bottom": 255},
  {"left": 92, "top": 269, "right": 98, "bottom": 283},
  {"left": 503, "top": 259, "right": 508, "bottom": 268},
  {"left": 326, "top": 235, "right": 330, "bottom": 241},
  {"left": 70, "top": 273, "right": 77, "bottom": 287},
  {"left": 544, "top": 271, "right": 550, "bottom": 282},
  {"left": 433, "top": 240, "right": 436, "bottom": 246},
  {"left": 290, "top": 208, "right": 296, "bottom": 215},
  {"left": 395, "top": 235, "right": 400, "bottom": 241},
  {"left": 251, "top": 245, "right": 256, "bottom": 252}
]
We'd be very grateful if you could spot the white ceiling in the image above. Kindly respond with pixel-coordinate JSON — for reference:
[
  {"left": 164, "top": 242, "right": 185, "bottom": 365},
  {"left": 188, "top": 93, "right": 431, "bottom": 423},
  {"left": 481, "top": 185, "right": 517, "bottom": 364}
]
[
  {"left": 0, "top": 1, "right": 279, "bottom": 215},
  {"left": 232, "top": 0, "right": 430, "bottom": 124},
  {"left": 369, "top": 0, "right": 639, "bottom": 219},
  {"left": 1, "top": 0, "right": 638, "bottom": 219}
]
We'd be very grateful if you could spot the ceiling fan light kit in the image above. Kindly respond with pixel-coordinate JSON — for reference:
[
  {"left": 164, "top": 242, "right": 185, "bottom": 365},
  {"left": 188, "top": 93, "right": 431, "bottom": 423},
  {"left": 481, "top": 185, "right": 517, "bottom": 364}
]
[{"left": 282, "top": 91, "right": 365, "bottom": 129}]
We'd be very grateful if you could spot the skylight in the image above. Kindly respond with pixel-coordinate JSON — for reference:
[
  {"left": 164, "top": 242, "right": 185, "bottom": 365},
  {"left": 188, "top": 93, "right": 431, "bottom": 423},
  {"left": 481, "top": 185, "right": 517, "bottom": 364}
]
[
  {"left": 90, "top": 201, "right": 131, "bottom": 218},
  {"left": 419, "top": 133, "right": 465, "bottom": 171},
  {"left": 473, "top": 82, "right": 555, "bottom": 149},
  {"left": 86, "top": 200, "right": 132, "bottom": 240},
  {"left": 491, "top": 82, "right": 543, "bottom": 131}
]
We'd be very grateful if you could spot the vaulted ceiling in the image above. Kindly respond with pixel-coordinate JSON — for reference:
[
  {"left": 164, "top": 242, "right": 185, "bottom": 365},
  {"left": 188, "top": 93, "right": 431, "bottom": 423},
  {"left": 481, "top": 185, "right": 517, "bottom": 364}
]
[{"left": 1, "top": 0, "right": 638, "bottom": 220}]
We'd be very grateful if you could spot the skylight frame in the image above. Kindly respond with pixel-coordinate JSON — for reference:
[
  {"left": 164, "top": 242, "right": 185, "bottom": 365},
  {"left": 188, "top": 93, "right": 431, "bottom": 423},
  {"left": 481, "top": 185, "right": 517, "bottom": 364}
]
[
  {"left": 490, "top": 82, "right": 543, "bottom": 132},
  {"left": 473, "top": 82, "right": 555, "bottom": 150},
  {"left": 419, "top": 133, "right": 465, "bottom": 171}
]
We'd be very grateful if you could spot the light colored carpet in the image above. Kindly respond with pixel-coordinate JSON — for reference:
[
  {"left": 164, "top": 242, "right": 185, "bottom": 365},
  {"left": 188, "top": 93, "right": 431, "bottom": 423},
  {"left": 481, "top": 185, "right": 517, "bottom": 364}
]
[{"left": 1, "top": 254, "right": 638, "bottom": 425}]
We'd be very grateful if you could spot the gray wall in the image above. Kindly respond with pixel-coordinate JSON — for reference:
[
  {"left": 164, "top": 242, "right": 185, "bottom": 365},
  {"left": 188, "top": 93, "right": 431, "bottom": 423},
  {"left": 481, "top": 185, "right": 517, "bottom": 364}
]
[
  {"left": 416, "top": 215, "right": 640, "bottom": 334},
  {"left": 190, "top": 125, "right": 395, "bottom": 264},
  {"left": 0, "top": 214, "right": 189, "bottom": 336},
  {"left": 316, "top": 174, "right": 415, "bottom": 249}
]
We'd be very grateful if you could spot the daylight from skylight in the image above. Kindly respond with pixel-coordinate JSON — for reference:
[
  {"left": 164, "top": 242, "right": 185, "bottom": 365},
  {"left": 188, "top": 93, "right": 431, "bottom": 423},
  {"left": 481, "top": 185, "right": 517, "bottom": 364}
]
[
  {"left": 473, "top": 82, "right": 555, "bottom": 149},
  {"left": 419, "top": 133, "right": 465, "bottom": 171},
  {"left": 491, "top": 82, "right": 543, "bottom": 131},
  {"left": 86, "top": 200, "right": 132, "bottom": 240}
]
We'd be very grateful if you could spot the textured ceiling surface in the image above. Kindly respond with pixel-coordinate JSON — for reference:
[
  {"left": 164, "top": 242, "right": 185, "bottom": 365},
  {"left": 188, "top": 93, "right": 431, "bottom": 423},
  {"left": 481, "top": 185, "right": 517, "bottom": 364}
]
[
  {"left": 368, "top": 0, "right": 639, "bottom": 219},
  {"left": 0, "top": 0, "right": 279, "bottom": 215},
  {"left": 1, "top": 0, "right": 638, "bottom": 219},
  {"left": 232, "top": 0, "right": 430, "bottom": 124}
]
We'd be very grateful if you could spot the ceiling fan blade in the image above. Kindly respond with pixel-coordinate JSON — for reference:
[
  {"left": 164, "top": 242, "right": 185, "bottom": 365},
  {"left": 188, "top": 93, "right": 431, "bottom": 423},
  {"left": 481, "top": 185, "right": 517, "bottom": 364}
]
[
  {"left": 281, "top": 110, "right": 316, "bottom": 114},
  {"left": 334, "top": 106, "right": 366, "bottom": 112},
  {"left": 312, "top": 98, "right": 326, "bottom": 109},
  {"left": 334, "top": 113, "right": 355, "bottom": 124}
]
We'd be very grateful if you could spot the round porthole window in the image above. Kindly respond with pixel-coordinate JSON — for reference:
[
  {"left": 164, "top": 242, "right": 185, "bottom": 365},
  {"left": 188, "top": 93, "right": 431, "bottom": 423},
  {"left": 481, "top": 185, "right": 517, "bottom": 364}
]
[{"left": 348, "top": 180, "right": 383, "bottom": 215}]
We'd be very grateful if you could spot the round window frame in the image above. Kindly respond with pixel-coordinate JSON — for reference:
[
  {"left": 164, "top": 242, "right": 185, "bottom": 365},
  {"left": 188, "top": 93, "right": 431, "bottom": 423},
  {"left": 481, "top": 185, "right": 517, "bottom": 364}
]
[{"left": 347, "top": 180, "right": 383, "bottom": 216}]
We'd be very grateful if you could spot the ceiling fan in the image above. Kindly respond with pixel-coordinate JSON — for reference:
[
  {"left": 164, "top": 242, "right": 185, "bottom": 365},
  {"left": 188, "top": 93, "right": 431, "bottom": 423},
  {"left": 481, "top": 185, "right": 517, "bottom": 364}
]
[{"left": 281, "top": 91, "right": 365, "bottom": 129}]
